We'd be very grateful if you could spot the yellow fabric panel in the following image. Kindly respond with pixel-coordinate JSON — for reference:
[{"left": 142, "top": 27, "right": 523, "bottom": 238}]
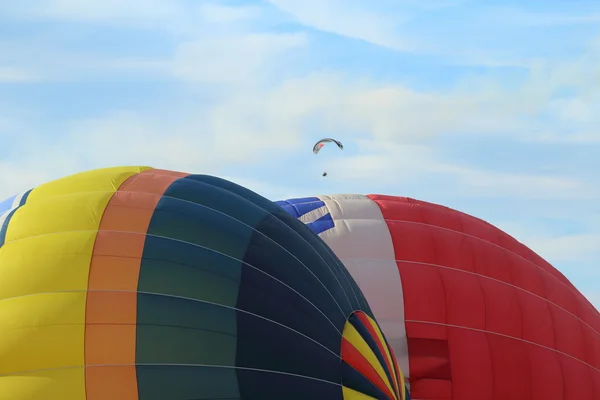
[
  {"left": 364, "top": 315, "right": 404, "bottom": 399},
  {"left": 342, "top": 386, "right": 377, "bottom": 400},
  {"left": 0, "top": 231, "right": 96, "bottom": 300},
  {"left": 24, "top": 165, "right": 151, "bottom": 205},
  {"left": 343, "top": 323, "right": 397, "bottom": 400},
  {"left": 0, "top": 166, "right": 145, "bottom": 399},
  {"left": 0, "top": 292, "right": 86, "bottom": 374},
  {"left": 6, "top": 192, "right": 112, "bottom": 246},
  {"left": 0, "top": 368, "right": 84, "bottom": 400}
]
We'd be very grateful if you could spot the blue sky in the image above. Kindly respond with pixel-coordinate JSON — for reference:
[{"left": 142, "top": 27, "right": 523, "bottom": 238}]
[{"left": 1, "top": 0, "right": 599, "bottom": 306}]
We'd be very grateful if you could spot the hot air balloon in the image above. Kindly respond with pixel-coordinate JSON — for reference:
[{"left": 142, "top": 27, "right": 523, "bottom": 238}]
[
  {"left": 276, "top": 194, "right": 600, "bottom": 400},
  {"left": 0, "top": 167, "right": 409, "bottom": 400}
]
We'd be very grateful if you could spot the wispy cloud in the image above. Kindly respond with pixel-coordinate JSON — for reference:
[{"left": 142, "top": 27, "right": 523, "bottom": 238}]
[
  {"left": 0, "top": 67, "right": 40, "bottom": 83},
  {"left": 0, "top": 0, "right": 598, "bottom": 307},
  {"left": 265, "top": 0, "right": 415, "bottom": 50},
  {"left": 170, "top": 33, "right": 308, "bottom": 83}
]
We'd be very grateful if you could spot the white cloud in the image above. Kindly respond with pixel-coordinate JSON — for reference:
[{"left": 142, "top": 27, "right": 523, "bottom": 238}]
[
  {"left": 10, "top": 0, "right": 184, "bottom": 24},
  {"left": 170, "top": 33, "right": 308, "bottom": 83},
  {"left": 0, "top": 66, "right": 40, "bottom": 83},
  {"left": 198, "top": 4, "right": 260, "bottom": 23},
  {"left": 266, "top": 0, "right": 415, "bottom": 50},
  {"left": 2, "top": 1, "right": 261, "bottom": 37},
  {"left": 525, "top": 233, "right": 600, "bottom": 263},
  {"left": 0, "top": 162, "right": 57, "bottom": 199},
  {"left": 200, "top": 59, "right": 598, "bottom": 149},
  {"left": 493, "top": 220, "right": 600, "bottom": 264},
  {"left": 324, "top": 140, "right": 596, "bottom": 199},
  {"left": 489, "top": 7, "right": 600, "bottom": 27},
  {"left": 5, "top": 48, "right": 598, "bottom": 200},
  {"left": 1, "top": 3, "right": 598, "bottom": 202}
]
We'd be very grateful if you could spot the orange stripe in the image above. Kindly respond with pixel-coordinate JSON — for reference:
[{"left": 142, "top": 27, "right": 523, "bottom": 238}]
[{"left": 84, "top": 169, "right": 188, "bottom": 400}]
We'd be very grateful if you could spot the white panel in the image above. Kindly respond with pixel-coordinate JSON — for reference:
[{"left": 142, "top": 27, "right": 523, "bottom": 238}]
[{"left": 316, "top": 194, "right": 410, "bottom": 379}]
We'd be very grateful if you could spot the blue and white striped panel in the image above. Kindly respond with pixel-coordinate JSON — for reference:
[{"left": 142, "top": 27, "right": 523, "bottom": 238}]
[
  {"left": 274, "top": 197, "right": 335, "bottom": 234},
  {"left": 0, "top": 190, "right": 32, "bottom": 244}
]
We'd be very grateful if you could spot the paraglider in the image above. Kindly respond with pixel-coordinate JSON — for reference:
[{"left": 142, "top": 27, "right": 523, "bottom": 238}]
[
  {"left": 313, "top": 138, "right": 343, "bottom": 177},
  {"left": 0, "top": 167, "right": 409, "bottom": 400},
  {"left": 276, "top": 194, "right": 600, "bottom": 400},
  {"left": 313, "top": 138, "right": 343, "bottom": 154}
]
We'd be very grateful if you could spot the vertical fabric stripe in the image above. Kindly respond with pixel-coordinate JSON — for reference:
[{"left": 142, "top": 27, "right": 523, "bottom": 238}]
[
  {"left": 0, "top": 166, "right": 147, "bottom": 400},
  {"left": 85, "top": 169, "right": 188, "bottom": 400},
  {"left": 316, "top": 195, "right": 410, "bottom": 377}
]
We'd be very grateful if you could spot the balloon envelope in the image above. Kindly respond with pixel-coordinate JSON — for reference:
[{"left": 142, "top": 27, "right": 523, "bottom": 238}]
[
  {"left": 276, "top": 194, "right": 600, "bottom": 399},
  {"left": 0, "top": 168, "right": 407, "bottom": 400}
]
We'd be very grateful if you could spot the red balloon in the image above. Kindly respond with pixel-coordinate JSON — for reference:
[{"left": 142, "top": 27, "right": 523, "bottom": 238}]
[{"left": 276, "top": 194, "right": 600, "bottom": 399}]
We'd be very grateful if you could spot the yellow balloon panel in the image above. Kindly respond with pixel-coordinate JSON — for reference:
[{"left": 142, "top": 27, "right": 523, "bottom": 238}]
[
  {"left": 0, "top": 367, "right": 85, "bottom": 400},
  {"left": 4, "top": 191, "right": 114, "bottom": 244},
  {"left": 25, "top": 166, "right": 150, "bottom": 205},
  {"left": 0, "top": 231, "right": 96, "bottom": 300},
  {"left": 0, "top": 291, "right": 86, "bottom": 374}
]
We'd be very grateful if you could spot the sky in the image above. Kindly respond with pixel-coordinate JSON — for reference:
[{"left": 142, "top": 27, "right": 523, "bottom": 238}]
[{"left": 0, "top": 0, "right": 599, "bottom": 307}]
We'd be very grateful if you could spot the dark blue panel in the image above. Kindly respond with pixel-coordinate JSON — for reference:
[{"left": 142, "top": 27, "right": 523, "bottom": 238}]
[
  {"left": 136, "top": 365, "right": 239, "bottom": 400},
  {"left": 161, "top": 177, "right": 267, "bottom": 229},
  {"left": 133, "top": 173, "right": 382, "bottom": 399},
  {"left": 234, "top": 309, "right": 341, "bottom": 394},
  {"left": 139, "top": 234, "right": 242, "bottom": 307},
  {"left": 237, "top": 367, "right": 343, "bottom": 400},
  {"left": 187, "top": 175, "right": 372, "bottom": 317},
  {"left": 238, "top": 240, "right": 343, "bottom": 351},
  {"left": 136, "top": 292, "right": 237, "bottom": 366},
  {"left": 341, "top": 361, "right": 390, "bottom": 399},
  {"left": 147, "top": 195, "right": 253, "bottom": 262}
]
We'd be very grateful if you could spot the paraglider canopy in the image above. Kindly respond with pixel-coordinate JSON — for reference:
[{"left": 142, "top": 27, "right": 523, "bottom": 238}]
[{"left": 313, "top": 138, "right": 343, "bottom": 154}]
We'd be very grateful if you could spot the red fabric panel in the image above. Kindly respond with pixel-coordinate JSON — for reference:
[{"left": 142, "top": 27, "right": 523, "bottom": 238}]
[{"left": 367, "top": 194, "right": 600, "bottom": 400}]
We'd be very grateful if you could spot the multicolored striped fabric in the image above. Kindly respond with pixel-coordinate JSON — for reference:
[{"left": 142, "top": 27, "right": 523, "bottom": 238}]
[
  {"left": 342, "top": 311, "right": 408, "bottom": 400},
  {"left": 0, "top": 166, "right": 406, "bottom": 400}
]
